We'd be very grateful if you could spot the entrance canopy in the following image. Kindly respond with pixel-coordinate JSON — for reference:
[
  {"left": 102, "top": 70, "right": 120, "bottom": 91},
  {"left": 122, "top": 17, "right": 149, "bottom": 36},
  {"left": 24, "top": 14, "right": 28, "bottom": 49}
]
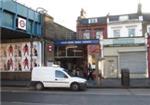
[{"left": 54, "top": 39, "right": 99, "bottom": 45}]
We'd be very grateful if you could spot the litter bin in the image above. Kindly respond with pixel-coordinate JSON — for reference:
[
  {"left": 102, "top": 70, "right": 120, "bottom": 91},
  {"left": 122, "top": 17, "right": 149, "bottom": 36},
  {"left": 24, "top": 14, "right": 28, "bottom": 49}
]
[{"left": 121, "top": 69, "right": 130, "bottom": 88}]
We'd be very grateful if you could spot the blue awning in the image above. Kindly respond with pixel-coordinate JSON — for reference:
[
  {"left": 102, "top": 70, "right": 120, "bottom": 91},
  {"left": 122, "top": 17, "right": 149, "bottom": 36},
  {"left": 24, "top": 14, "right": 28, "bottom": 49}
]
[{"left": 54, "top": 39, "right": 100, "bottom": 45}]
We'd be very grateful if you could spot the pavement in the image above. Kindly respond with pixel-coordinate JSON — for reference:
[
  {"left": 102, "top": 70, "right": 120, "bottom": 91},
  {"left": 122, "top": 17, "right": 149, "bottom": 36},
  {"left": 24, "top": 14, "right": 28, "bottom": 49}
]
[{"left": 1, "top": 78, "right": 150, "bottom": 88}]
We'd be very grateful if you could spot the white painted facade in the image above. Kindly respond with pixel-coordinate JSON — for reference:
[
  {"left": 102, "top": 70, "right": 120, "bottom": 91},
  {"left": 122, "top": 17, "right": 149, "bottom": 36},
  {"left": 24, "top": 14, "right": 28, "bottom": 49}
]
[
  {"left": 147, "top": 25, "right": 150, "bottom": 33},
  {"left": 102, "top": 15, "right": 148, "bottom": 78},
  {"left": 107, "top": 20, "right": 143, "bottom": 38}
]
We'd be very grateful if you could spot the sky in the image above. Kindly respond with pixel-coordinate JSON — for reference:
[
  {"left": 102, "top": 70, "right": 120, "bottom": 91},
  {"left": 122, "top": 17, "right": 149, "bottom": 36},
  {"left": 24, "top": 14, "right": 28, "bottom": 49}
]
[{"left": 17, "top": 0, "right": 149, "bottom": 31}]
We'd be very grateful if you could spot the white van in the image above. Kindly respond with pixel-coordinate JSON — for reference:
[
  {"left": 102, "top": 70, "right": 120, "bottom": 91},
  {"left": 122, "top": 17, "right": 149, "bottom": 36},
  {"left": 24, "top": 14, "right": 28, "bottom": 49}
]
[{"left": 31, "top": 66, "right": 87, "bottom": 91}]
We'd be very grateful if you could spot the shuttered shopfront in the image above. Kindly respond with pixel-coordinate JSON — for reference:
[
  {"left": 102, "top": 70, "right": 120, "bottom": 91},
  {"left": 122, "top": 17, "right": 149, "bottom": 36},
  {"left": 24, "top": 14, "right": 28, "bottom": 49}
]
[{"left": 119, "top": 51, "right": 147, "bottom": 78}]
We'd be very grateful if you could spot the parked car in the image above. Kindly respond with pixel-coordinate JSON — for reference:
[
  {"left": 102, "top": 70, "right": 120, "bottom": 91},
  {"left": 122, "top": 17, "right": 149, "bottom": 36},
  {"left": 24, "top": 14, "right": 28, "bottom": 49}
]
[{"left": 30, "top": 65, "right": 87, "bottom": 91}]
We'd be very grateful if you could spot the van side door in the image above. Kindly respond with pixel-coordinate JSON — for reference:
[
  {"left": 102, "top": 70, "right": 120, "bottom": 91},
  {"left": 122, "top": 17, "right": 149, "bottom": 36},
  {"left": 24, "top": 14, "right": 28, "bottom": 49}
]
[{"left": 54, "top": 70, "right": 70, "bottom": 87}]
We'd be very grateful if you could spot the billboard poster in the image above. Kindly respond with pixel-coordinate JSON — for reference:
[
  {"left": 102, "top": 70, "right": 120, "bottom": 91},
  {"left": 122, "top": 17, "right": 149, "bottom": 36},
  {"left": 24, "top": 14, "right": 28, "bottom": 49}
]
[
  {"left": 87, "top": 45, "right": 100, "bottom": 55},
  {"left": 87, "top": 45, "right": 100, "bottom": 68},
  {"left": 0, "top": 41, "right": 41, "bottom": 72}
]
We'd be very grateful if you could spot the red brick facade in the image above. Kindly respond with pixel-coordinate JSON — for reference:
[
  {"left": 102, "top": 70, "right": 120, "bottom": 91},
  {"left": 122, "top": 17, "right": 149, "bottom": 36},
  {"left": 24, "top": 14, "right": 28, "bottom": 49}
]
[{"left": 76, "top": 24, "right": 107, "bottom": 39}]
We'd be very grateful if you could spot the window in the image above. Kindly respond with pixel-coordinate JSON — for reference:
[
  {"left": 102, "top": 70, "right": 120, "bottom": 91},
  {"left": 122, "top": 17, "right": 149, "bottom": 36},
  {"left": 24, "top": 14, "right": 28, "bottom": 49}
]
[
  {"left": 148, "top": 27, "right": 150, "bottom": 34},
  {"left": 113, "top": 29, "right": 120, "bottom": 37},
  {"left": 88, "top": 18, "right": 98, "bottom": 24},
  {"left": 55, "top": 70, "right": 68, "bottom": 78},
  {"left": 96, "top": 31, "right": 103, "bottom": 39},
  {"left": 83, "top": 30, "right": 90, "bottom": 39},
  {"left": 128, "top": 28, "right": 135, "bottom": 37},
  {"left": 147, "top": 25, "right": 150, "bottom": 35},
  {"left": 119, "top": 15, "right": 128, "bottom": 21}
]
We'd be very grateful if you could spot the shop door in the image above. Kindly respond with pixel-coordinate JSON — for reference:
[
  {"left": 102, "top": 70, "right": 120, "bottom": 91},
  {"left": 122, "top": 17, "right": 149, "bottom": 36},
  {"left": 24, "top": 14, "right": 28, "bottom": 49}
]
[{"left": 104, "top": 56, "right": 118, "bottom": 78}]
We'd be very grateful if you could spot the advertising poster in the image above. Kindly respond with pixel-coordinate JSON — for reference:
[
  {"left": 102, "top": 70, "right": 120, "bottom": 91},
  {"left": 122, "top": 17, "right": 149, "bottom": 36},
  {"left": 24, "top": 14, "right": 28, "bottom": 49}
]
[
  {"left": 0, "top": 41, "right": 41, "bottom": 72},
  {"left": 32, "top": 42, "right": 41, "bottom": 68},
  {"left": 87, "top": 45, "right": 100, "bottom": 67}
]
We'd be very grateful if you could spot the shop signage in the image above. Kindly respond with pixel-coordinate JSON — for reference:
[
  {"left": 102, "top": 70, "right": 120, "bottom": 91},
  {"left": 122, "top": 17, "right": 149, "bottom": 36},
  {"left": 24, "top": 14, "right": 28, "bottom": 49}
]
[
  {"left": 18, "top": 17, "right": 26, "bottom": 30},
  {"left": 113, "top": 38, "right": 134, "bottom": 45},
  {"left": 103, "top": 37, "right": 145, "bottom": 46},
  {"left": 55, "top": 39, "right": 99, "bottom": 45}
]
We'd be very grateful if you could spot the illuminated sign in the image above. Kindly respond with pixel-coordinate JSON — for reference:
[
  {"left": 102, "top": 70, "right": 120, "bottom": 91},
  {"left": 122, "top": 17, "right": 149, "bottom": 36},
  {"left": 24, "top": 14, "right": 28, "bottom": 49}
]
[{"left": 18, "top": 17, "right": 26, "bottom": 30}]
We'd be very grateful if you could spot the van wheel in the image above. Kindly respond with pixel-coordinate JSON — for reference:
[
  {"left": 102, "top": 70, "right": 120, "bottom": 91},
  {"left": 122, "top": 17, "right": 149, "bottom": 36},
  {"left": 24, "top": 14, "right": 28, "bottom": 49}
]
[
  {"left": 35, "top": 82, "right": 43, "bottom": 90},
  {"left": 71, "top": 83, "right": 79, "bottom": 91}
]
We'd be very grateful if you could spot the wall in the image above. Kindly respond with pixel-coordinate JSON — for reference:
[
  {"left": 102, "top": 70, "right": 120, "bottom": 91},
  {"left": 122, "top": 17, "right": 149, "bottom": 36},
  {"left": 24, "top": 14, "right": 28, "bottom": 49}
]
[
  {"left": 108, "top": 22, "right": 142, "bottom": 38},
  {"left": 43, "top": 14, "right": 75, "bottom": 40},
  {"left": 104, "top": 46, "right": 146, "bottom": 56},
  {"left": 77, "top": 24, "right": 107, "bottom": 39},
  {"left": 42, "top": 14, "right": 75, "bottom": 65},
  {"left": 0, "top": 41, "right": 42, "bottom": 72},
  {"left": 0, "top": 0, "right": 42, "bottom": 37}
]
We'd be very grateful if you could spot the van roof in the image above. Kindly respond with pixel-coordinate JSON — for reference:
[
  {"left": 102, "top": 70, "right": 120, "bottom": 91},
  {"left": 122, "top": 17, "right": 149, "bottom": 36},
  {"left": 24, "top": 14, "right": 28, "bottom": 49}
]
[{"left": 33, "top": 66, "right": 63, "bottom": 70}]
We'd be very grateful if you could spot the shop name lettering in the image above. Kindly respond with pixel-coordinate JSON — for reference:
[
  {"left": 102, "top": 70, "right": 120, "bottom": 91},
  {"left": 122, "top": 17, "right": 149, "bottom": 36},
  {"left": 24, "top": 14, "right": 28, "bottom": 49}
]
[{"left": 59, "top": 40, "right": 99, "bottom": 45}]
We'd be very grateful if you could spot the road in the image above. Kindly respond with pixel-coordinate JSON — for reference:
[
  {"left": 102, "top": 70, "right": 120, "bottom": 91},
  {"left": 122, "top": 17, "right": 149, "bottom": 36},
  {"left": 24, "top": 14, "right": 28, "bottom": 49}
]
[{"left": 1, "top": 87, "right": 150, "bottom": 105}]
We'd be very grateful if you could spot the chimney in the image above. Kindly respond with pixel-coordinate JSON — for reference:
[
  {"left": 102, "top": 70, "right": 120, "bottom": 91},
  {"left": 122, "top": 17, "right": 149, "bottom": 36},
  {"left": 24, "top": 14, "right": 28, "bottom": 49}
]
[{"left": 137, "top": 2, "right": 142, "bottom": 15}]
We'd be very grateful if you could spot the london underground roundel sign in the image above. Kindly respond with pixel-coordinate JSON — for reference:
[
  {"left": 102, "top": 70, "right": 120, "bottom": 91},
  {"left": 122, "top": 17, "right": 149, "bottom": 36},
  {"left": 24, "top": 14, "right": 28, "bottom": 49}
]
[{"left": 18, "top": 17, "right": 26, "bottom": 30}]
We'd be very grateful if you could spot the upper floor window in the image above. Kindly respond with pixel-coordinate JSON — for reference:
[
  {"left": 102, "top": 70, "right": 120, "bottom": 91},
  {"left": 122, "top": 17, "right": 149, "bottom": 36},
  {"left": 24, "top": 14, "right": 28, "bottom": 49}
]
[
  {"left": 119, "top": 15, "right": 129, "bottom": 21},
  {"left": 113, "top": 29, "right": 120, "bottom": 37},
  {"left": 83, "top": 30, "right": 90, "bottom": 39},
  {"left": 147, "top": 25, "right": 150, "bottom": 34},
  {"left": 96, "top": 30, "right": 103, "bottom": 39},
  {"left": 88, "top": 18, "right": 98, "bottom": 24},
  {"left": 128, "top": 28, "right": 135, "bottom": 37}
]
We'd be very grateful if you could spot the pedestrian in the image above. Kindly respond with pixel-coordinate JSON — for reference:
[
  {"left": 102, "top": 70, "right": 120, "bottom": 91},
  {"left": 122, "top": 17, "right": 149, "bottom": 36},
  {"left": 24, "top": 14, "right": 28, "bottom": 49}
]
[
  {"left": 76, "top": 68, "right": 80, "bottom": 76},
  {"left": 87, "top": 70, "right": 94, "bottom": 80},
  {"left": 72, "top": 68, "right": 76, "bottom": 76}
]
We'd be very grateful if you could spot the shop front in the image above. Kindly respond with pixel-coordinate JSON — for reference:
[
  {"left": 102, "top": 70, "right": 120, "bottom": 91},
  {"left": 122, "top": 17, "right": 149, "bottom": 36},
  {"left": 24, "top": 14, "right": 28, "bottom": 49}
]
[
  {"left": 54, "top": 39, "right": 101, "bottom": 78},
  {"left": 103, "top": 37, "right": 148, "bottom": 78}
]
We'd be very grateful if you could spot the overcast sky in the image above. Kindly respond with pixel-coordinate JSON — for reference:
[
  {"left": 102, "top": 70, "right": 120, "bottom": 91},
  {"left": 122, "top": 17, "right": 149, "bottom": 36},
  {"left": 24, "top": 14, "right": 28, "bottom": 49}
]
[{"left": 17, "top": 0, "right": 149, "bottom": 31}]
